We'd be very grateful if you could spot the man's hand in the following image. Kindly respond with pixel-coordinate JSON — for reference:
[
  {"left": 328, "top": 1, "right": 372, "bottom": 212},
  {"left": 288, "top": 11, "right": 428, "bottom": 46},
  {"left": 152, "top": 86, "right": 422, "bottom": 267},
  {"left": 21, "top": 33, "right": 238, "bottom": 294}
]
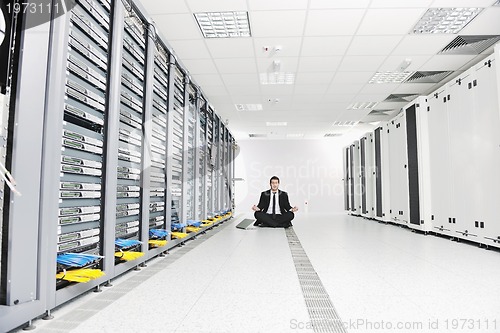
[
  {"left": 290, "top": 206, "right": 298, "bottom": 213},
  {"left": 252, "top": 205, "right": 261, "bottom": 211}
]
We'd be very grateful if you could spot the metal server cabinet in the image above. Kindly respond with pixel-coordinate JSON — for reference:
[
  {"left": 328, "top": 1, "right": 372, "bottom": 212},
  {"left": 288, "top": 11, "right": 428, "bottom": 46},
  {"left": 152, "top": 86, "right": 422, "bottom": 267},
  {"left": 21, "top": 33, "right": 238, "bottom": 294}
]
[
  {"left": 445, "top": 54, "right": 500, "bottom": 247},
  {"left": 168, "top": 62, "right": 186, "bottom": 234},
  {"left": 472, "top": 54, "right": 500, "bottom": 248},
  {"left": 195, "top": 96, "right": 208, "bottom": 220},
  {"left": 379, "top": 123, "right": 392, "bottom": 222},
  {"left": 351, "top": 140, "right": 361, "bottom": 215},
  {"left": 406, "top": 98, "right": 433, "bottom": 233},
  {"left": 109, "top": 3, "right": 150, "bottom": 276},
  {"left": 426, "top": 87, "right": 454, "bottom": 238},
  {"left": 147, "top": 37, "right": 170, "bottom": 256},
  {"left": 205, "top": 106, "right": 215, "bottom": 219},
  {"left": 343, "top": 146, "right": 350, "bottom": 211},
  {"left": 387, "top": 112, "right": 409, "bottom": 225},
  {"left": 360, "top": 133, "right": 375, "bottom": 218}
]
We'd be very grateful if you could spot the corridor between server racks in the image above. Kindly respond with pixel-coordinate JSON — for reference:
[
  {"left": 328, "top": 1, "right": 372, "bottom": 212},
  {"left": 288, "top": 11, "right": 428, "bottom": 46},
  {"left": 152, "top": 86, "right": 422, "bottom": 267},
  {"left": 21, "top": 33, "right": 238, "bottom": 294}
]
[{"left": 19, "top": 214, "right": 500, "bottom": 333}]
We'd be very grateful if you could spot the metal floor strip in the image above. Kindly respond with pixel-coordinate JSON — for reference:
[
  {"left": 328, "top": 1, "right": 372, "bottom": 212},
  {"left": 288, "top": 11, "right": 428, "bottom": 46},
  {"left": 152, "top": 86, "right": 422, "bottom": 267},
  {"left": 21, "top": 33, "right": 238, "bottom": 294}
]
[{"left": 285, "top": 228, "right": 348, "bottom": 333}]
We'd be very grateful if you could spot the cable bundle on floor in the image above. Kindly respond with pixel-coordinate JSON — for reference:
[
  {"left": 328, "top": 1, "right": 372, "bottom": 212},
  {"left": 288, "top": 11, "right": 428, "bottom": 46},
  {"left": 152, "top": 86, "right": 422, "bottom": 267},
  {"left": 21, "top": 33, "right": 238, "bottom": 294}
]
[
  {"left": 56, "top": 268, "right": 105, "bottom": 283},
  {"left": 115, "top": 238, "right": 144, "bottom": 261},
  {"left": 57, "top": 253, "right": 103, "bottom": 267},
  {"left": 186, "top": 219, "right": 202, "bottom": 227},
  {"left": 171, "top": 231, "right": 188, "bottom": 239}
]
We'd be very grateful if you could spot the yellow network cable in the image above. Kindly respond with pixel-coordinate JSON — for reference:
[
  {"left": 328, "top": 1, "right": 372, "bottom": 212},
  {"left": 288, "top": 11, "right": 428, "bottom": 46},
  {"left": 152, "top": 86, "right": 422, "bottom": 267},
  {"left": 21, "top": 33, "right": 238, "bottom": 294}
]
[
  {"left": 114, "top": 250, "right": 145, "bottom": 261},
  {"left": 171, "top": 231, "right": 188, "bottom": 239},
  {"left": 148, "top": 239, "right": 167, "bottom": 247}
]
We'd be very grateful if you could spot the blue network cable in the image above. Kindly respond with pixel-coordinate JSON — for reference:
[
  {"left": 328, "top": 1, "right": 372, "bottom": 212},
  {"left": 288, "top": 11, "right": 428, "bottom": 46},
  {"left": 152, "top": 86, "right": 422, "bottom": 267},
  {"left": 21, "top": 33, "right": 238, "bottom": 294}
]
[
  {"left": 115, "top": 238, "right": 142, "bottom": 249},
  {"left": 57, "top": 253, "right": 103, "bottom": 267}
]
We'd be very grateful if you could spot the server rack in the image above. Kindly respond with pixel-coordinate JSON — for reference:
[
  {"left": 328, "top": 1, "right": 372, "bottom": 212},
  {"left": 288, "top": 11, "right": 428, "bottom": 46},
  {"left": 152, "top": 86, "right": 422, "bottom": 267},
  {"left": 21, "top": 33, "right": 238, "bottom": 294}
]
[
  {"left": 343, "top": 147, "right": 350, "bottom": 211},
  {"left": 378, "top": 123, "right": 392, "bottom": 222},
  {"left": 387, "top": 112, "right": 409, "bottom": 225},
  {"left": 348, "top": 141, "right": 361, "bottom": 215},
  {"left": 206, "top": 107, "right": 215, "bottom": 218},
  {"left": 169, "top": 62, "right": 186, "bottom": 234},
  {"left": 0, "top": 0, "right": 235, "bottom": 330},
  {"left": 360, "top": 133, "right": 375, "bottom": 218},
  {"left": 147, "top": 36, "right": 169, "bottom": 254},
  {"left": 183, "top": 84, "right": 196, "bottom": 222}
]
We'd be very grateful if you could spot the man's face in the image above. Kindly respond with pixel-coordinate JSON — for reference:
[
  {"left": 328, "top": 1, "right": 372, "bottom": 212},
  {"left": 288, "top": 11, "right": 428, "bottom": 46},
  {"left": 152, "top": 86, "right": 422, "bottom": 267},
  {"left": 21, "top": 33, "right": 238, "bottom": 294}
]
[{"left": 270, "top": 179, "right": 279, "bottom": 191}]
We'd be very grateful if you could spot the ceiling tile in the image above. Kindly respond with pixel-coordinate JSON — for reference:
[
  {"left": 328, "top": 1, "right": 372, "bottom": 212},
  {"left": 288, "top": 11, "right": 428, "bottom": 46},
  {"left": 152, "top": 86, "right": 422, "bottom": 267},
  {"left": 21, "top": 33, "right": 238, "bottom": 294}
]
[
  {"left": 430, "top": 0, "right": 496, "bottom": 7},
  {"left": 186, "top": 0, "right": 248, "bottom": 12},
  {"left": 301, "top": 36, "right": 352, "bottom": 56},
  {"left": 391, "top": 35, "right": 455, "bottom": 55},
  {"left": 253, "top": 37, "right": 303, "bottom": 57},
  {"left": 199, "top": 85, "right": 228, "bottom": 98},
  {"left": 256, "top": 57, "right": 299, "bottom": 73},
  {"left": 337, "top": 56, "right": 386, "bottom": 71},
  {"left": 332, "top": 72, "right": 374, "bottom": 84},
  {"left": 260, "top": 85, "right": 295, "bottom": 95},
  {"left": 305, "top": 10, "right": 365, "bottom": 36},
  {"left": 182, "top": 59, "right": 219, "bottom": 74},
  {"left": 167, "top": 40, "right": 211, "bottom": 60},
  {"left": 191, "top": 74, "right": 225, "bottom": 87},
  {"left": 327, "top": 83, "right": 365, "bottom": 94},
  {"left": 205, "top": 38, "right": 254, "bottom": 58},
  {"left": 151, "top": 14, "right": 201, "bottom": 40},
  {"left": 248, "top": 0, "right": 309, "bottom": 10},
  {"left": 353, "top": 93, "right": 391, "bottom": 102},
  {"left": 378, "top": 55, "right": 433, "bottom": 72},
  {"left": 309, "top": 0, "right": 371, "bottom": 9},
  {"left": 214, "top": 58, "right": 258, "bottom": 73},
  {"left": 322, "top": 94, "right": 357, "bottom": 103},
  {"left": 230, "top": 95, "right": 263, "bottom": 103},
  {"left": 250, "top": 11, "right": 307, "bottom": 37},
  {"left": 347, "top": 36, "right": 403, "bottom": 55},
  {"left": 293, "top": 84, "right": 329, "bottom": 94},
  {"left": 221, "top": 73, "right": 259, "bottom": 86},
  {"left": 356, "top": 9, "right": 427, "bottom": 35},
  {"left": 420, "top": 54, "right": 478, "bottom": 71},
  {"left": 226, "top": 85, "right": 260, "bottom": 96},
  {"left": 357, "top": 83, "right": 400, "bottom": 95},
  {"left": 295, "top": 72, "right": 335, "bottom": 85},
  {"left": 461, "top": 8, "right": 500, "bottom": 35},
  {"left": 139, "top": 0, "right": 189, "bottom": 14},
  {"left": 370, "top": 0, "right": 433, "bottom": 8},
  {"left": 392, "top": 83, "right": 436, "bottom": 94},
  {"left": 297, "top": 56, "right": 343, "bottom": 72}
]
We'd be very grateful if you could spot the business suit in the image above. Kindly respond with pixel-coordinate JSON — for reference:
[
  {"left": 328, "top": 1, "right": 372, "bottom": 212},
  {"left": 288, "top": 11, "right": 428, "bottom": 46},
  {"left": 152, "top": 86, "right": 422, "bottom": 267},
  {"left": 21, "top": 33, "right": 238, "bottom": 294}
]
[{"left": 254, "top": 189, "right": 295, "bottom": 228}]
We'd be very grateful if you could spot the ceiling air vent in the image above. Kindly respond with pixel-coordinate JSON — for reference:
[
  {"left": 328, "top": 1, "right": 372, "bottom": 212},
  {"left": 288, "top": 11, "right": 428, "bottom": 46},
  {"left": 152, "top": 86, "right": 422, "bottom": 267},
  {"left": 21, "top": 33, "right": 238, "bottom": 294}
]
[
  {"left": 383, "top": 94, "right": 419, "bottom": 103},
  {"left": 347, "top": 102, "right": 378, "bottom": 110},
  {"left": 248, "top": 134, "right": 267, "bottom": 138},
  {"left": 439, "top": 35, "right": 500, "bottom": 55},
  {"left": 368, "top": 109, "right": 393, "bottom": 116},
  {"left": 404, "top": 71, "right": 453, "bottom": 83},
  {"left": 333, "top": 121, "right": 358, "bottom": 126},
  {"left": 324, "top": 133, "right": 342, "bottom": 137}
]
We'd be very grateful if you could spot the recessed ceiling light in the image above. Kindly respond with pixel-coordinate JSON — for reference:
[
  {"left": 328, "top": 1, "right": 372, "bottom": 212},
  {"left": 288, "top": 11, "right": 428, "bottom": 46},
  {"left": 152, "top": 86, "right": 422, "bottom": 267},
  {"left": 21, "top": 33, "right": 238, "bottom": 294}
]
[
  {"left": 286, "top": 133, "right": 304, "bottom": 138},
  {"left": 235, "top": 104, "right": 263, "bottom": 111},
  {"left": 324, "top": 133, "right": 343, "bottom": 137},
  {"left": 333, "top": 121, "right": 359, "bottom": 126},
  {"left": 194, "top": 12, "right": 251, "bottom": 38},
  {"left": 249, "top": 133, "right": 267, "bottom": 138},
  {"left": 412, "top": 8, "right": 483, "bottom": 34},
  {"left": 347, "top": 102, "right": 378, "bottom": 110},
  {"left": 260, "top": 72, "right": 295, "bottom": 85},
  {"left": 369, "top": 71, "right": 414, "bottom": 84},
  {"left": 266, "top": 122, "right": 287, "bottom": 126}
]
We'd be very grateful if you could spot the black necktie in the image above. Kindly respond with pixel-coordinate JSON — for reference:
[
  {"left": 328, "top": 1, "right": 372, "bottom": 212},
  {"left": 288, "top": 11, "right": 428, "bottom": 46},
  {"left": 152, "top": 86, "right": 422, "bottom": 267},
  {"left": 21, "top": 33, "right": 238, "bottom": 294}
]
[{"left": 272, "top": 192, "right": 276, "bottom": 219}]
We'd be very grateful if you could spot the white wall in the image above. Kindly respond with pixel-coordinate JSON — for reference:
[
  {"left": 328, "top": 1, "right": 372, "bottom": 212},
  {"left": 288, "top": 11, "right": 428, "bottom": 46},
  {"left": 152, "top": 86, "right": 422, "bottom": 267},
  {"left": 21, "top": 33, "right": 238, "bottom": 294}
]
[{"left": 234, "top": 138, "right": 358, "bottom": 216}]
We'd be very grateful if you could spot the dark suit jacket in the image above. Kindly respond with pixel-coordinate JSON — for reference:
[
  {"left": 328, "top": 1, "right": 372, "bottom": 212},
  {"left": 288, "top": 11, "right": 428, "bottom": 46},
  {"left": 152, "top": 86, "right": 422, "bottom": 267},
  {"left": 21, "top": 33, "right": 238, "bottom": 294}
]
[{"left": 257, "top": 190, "right": 292, "bottom": 214}]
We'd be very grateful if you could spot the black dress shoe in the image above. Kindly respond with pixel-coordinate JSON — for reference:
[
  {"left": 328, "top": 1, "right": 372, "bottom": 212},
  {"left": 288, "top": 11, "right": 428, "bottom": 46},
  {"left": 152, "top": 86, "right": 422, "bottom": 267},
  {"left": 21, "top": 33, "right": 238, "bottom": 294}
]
[{"left": 253, "top": 220, "right": 262, "bottom": 226}]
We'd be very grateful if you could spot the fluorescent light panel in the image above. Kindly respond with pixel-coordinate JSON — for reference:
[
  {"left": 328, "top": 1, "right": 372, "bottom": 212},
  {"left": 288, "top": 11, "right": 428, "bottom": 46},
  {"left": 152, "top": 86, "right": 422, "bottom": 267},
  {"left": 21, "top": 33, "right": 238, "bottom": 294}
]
[
  {"left": 333, "top": 121, "right": 359, "bottom": 127},
  {"left": 412, "top": 8, "right": 483, "bottom": 34},
  {"left": 266, "top": 122, "right": 287, "bottom": 126},
  {"left": 286, "top": 133, "right": 304, "bottom": 138},
  {"left": 260, "top": 72, "right": 295, "bottom": 85},
  {"left": 348, "top": 102, "right": 378, "bottom": 110},
  {"left": 369, "top": 71, "right": 414, "bottom": 84},
  {"left": 194, "top": 11, "right": 251, "bottom": 38},
  {"left": 235, "top": 104, "right": 263, "bottom": 111}
]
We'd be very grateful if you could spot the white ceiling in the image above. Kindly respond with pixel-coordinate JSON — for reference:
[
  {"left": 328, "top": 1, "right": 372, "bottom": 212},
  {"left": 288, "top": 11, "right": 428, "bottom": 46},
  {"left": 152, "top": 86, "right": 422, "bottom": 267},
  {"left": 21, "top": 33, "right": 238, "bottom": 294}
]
[{"left": 137, "top": 0, "right": 500, "bottom": 140}]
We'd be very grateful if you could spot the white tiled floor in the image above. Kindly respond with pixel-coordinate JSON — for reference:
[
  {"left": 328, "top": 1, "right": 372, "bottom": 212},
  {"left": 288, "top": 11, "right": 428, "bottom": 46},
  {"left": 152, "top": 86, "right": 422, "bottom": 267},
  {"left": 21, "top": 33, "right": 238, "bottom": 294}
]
[{"left": 28, "top": 213, "right": 500, "bottom": 333}]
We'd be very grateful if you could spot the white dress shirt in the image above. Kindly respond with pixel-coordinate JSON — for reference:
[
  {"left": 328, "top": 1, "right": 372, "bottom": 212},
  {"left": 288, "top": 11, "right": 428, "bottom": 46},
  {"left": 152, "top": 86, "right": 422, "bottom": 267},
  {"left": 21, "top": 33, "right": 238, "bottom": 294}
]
[{"left": 266, "top": 191, "right": 281, "bottom": 215}]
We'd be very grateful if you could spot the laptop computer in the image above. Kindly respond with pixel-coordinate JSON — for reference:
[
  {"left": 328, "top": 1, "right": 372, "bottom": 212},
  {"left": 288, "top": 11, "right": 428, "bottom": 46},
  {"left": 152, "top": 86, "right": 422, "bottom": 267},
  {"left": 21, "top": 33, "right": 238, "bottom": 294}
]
[{"left": 235, "top": 218, "right": 255, "bottom": 229}]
